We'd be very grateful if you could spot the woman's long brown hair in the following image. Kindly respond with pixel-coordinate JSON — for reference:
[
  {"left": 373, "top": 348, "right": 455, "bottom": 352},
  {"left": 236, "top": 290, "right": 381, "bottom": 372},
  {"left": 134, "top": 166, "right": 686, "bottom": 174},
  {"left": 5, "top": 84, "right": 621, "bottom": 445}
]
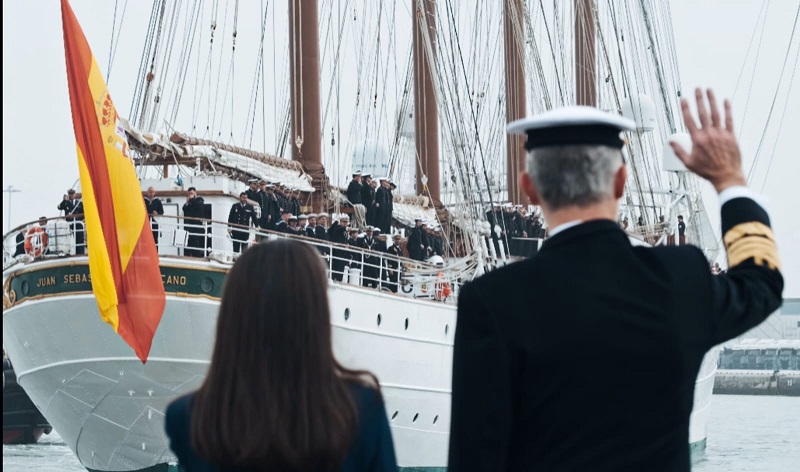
[{"left": 191, "top": 239, "right": 376, "bottom": 470}]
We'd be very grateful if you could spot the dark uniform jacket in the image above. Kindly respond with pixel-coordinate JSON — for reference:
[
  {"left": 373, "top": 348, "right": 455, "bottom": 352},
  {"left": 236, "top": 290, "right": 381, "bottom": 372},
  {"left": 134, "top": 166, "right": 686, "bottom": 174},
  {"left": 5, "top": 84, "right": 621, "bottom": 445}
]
[
  {"left": 385, "top": 243, "right": 403, "bottom": 268},
  {"left": 407, "top": 226, "right": 429, "bottom": 261},
  {"left": 347, "top": 181, "right": 363, "bottom": 204},
  {"left": 362, "top": 184, "right": 375, "bottom": 210},
  {"left": 58, "top": 198, "right": 84, "bottom": 221},
  {"left": 314, "top": 224, "right": 329, "bottom": 241},
  {"left": 228, "top": 203, "right": 256, "bottom": 228},
  {"left": 449, "top": 196, "right": 783, "bottom": 472},
  {"left": 182, "top": 197, "right": 205, "bottom": 227},
  {"left": 144, "top": 196, "right": 164, "bottom": 217}
]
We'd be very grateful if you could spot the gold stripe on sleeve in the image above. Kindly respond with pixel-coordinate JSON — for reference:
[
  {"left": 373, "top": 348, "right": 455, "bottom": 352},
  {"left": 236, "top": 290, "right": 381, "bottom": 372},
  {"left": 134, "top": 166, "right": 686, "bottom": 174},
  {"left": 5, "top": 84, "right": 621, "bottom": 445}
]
[{"left": 723, "top": 222, "right": 781, "bottom": 270}]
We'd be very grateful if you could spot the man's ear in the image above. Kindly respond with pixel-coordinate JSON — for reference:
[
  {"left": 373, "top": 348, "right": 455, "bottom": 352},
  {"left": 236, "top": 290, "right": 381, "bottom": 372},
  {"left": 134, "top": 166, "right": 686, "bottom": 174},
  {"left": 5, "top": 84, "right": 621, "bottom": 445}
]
[
  {"left": 520, "top": 172, "right": 540, "bottom": 206},
  {"left": 614, "top": 165, "right": 627, "bottom": 199}
]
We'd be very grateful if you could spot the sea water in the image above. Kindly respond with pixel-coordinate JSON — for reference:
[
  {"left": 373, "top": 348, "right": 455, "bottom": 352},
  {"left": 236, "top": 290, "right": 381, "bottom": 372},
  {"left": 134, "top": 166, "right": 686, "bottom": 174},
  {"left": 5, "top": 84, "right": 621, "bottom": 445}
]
[{"left": 3, "top": 395, "right": 799, "bottom": 471}]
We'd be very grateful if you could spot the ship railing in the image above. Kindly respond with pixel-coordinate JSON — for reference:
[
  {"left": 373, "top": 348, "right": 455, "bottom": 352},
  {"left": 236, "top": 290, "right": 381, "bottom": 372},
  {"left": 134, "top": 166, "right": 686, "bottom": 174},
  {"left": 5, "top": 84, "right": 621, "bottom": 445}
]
[{"left": 3, "top": 215, "right": 467, "bottom": 303}]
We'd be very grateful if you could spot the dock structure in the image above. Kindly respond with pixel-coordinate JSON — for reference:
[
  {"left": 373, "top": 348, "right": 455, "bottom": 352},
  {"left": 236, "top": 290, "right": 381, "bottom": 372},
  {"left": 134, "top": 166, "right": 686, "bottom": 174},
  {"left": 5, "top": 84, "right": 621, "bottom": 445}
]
[{"left": 714, "top": 339, "right": 800, "bottom": 397}]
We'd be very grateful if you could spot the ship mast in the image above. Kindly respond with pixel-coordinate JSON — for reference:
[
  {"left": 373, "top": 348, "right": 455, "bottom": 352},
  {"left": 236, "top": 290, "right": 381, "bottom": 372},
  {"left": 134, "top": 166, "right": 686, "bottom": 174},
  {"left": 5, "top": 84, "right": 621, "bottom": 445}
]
[
  {"left": 504, "top": 0, "right": 527, "bottom": 205},
  {"left": 412, "top": 0, "right": 440, "bottom": 204},
  {"left": 288, "top": 0, "right": 324, "bottom": 210},
  {"left": 575, "top": 0, "right": 597, "bottom": 106}
]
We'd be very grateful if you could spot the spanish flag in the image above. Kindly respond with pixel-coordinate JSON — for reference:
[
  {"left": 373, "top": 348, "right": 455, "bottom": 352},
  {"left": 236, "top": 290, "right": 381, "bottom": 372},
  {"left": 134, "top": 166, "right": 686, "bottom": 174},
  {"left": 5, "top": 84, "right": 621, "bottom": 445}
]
[{"left": 61, "top": 0, "right": 165, "bottom": 363}]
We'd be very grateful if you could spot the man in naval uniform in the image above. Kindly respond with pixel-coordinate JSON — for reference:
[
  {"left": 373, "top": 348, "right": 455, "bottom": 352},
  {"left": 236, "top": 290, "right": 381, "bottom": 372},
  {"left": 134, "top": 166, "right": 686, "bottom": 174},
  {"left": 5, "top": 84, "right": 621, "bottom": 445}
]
[
  {"left": 227, "top": 192, "right": 256, "bottom": 253},
  {"left": 448, "top": 89, "right": 783, "bottom": 472},
  {"left": 359, "top": 226, "right": 381, "bottom": 288},
  {"left": 58, "top": 188, "right": 85, "bottom": 254},
  {"left": 347, "top": 171, "right": 366, "bottom": 229},
  {"left": 143, "top": 186, "right": 164, "bottom": 247},
  {"left": 678, "top": 214, "right": 687, "bottom": 245},
  {"left": 361, "top": 174, "right": 376, "bottom": 226},
  {"left": 182, "top": 187, "right": 206, "bottom": 257},
  {"left": 383, "top": 234, "right": 404, "bottom": 293}
]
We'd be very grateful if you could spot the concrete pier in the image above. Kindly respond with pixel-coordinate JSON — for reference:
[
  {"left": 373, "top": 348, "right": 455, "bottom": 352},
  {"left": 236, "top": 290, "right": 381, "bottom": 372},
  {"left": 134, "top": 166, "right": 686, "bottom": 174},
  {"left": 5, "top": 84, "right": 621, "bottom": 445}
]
[{"left": 713, "top": 370, "right": 800, "bottom": 396}]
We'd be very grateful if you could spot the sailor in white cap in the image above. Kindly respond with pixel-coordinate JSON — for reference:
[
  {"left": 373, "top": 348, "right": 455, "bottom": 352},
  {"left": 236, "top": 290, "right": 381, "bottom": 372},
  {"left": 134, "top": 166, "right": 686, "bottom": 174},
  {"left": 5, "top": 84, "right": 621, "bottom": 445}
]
[
  {"left": 358, "top": 226, "right": 380, "bottom": 288},
  {"left": 361, "top": 174, "right": 377, "bottom": 227},
  {"left": 326, "top": 213, "right": 349, "bottom": 280},
  {"left": 407, "top": 218, "right": 431, "bottom": 261},
  {"left": 347, "top": 171, "right": 366, "bottom": 229},
  {"left": 449, "top": 95, "right": 785, "bottom": 471},
  {"left": 374, "top": 177, "right": 393, "bottom": 233},
  {"left": 245, "top": 178, "right": 260, "bottom": 204},
  {"left": 305, "top": 213, "right": 318, "bottom": 237}
]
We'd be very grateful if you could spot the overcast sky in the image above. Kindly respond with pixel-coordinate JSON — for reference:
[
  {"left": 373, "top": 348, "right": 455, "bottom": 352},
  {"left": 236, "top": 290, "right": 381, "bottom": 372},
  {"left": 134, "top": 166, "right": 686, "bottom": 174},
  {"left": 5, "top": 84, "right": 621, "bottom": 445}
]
[{"left": 3, "top": 0, "right": 798, "bottom": 295}]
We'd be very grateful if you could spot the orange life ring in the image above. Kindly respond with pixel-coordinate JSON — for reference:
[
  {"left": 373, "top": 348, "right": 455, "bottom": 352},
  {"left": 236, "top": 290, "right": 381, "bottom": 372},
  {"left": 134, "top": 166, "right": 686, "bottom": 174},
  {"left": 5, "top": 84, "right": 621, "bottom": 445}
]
[
  {"left": 434, "top": 272, "right": 451, "bottom": 301},
  {"left": 24, "top": 226, "right": 49, "bottom": 258}
]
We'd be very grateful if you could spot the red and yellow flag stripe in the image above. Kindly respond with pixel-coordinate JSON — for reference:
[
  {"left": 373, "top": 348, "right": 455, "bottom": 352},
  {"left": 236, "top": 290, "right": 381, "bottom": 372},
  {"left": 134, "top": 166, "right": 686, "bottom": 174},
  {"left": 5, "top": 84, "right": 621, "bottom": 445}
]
[{"left": 61, "top": 0, "right": 165, "bottom": 363}]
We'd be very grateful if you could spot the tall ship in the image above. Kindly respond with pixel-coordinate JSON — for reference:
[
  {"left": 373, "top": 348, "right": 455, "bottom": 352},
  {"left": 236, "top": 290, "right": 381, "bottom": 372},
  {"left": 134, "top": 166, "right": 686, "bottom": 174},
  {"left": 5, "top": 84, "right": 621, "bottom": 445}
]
[{"left": 3, "top": 1, "right": 722, "bottom": 470}]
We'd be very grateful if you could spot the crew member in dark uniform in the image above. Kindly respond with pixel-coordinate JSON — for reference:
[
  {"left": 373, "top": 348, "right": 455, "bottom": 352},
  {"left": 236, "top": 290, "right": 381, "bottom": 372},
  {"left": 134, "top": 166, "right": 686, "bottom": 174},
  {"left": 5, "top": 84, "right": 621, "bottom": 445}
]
[
  {"left": 315, "top": 213, "right": 330, "bottom": 241},
  {"left": 448, "top": 91, "right": 784, "bottom": 472},
  {"left": 359, "top": 226, "right": 380, "bottom": 288},
  {"left": 289, "top": 190, "right": 302, "bottom": 217},
  {"left": 227, "top": 192, "right": 256, "bottom": 253},
  {"left": 384, "top": 234, "right": 404, "bottom": 293},
  {"left": 275, "top": 210, "right": 290, "bottom": 233},
  {"left": 261, "top": 183, "right": 280, "bottom": 230},
  {"left": 328, "top": 215, "right": 349, "bottom": 281},
  {"left": 347, "top": 171, "right": 366, "bottom": 229},
  {"left": 361, "top": 174, "right": 376, "bottom": 226},
  {"left": 678, "top": 215, "right": 687, "bottom": 245},
  {"left": 346, "top": 228, "right": 362, "bottom": 274},
  {"left": 407, "top": 219, "right": 430, "bottom": 261},
  {"left": 144, "top": 186, "right": 164, "bottom": 247},
  {"left": 58, "top": 188, "right": 85, "bottom": 254},
  {"left": 182, "top": 187, "right": 206, "bottom": 257},
  {"left": 245, "top": 179, "right": 261, "bottom": 203},
  {"left": 13, "top": 231, "right": 25, "bottom": 257},
  {"left": 374, "top": 178, "right": 394, "bottom": 233}
]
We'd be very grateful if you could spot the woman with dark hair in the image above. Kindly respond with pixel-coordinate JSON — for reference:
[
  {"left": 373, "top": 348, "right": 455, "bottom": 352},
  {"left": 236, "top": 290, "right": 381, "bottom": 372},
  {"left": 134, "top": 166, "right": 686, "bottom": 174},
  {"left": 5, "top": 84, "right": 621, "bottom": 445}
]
[{"left": 165, "top": 239, "right": 397, "bottom": 471}]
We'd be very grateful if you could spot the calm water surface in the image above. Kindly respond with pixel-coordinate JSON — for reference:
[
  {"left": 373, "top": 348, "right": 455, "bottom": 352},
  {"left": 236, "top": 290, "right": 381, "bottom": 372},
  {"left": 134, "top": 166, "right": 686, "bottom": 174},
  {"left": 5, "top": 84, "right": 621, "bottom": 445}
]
[{"left": 3, "top": 395, "right": 799, "bottom": 471}]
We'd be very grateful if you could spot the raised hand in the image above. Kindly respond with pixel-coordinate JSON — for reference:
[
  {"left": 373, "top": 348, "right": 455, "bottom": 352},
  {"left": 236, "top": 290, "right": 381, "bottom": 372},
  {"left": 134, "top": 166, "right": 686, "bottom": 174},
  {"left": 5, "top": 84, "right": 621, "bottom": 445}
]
[{"left": 670, "top": 88, "right": 747, "bottom": 192}]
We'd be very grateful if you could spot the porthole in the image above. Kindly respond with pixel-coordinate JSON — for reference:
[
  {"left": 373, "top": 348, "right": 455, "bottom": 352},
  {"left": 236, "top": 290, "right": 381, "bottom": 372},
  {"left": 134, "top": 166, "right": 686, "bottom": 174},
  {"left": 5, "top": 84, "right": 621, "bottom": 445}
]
[
  {"left": 444, "top": 324, "right": 449, "bottom": 336},
  {"left": 404, "top": 318, "right": 409, "bottom": 330},
  {"left": 377, "top": 314, "right": 382, "bottom": 326},
  {"left": 433, "top": 415, "right": 439, "bottom": 424},
  {"left": 344, "top": 308, "right": 350, "bottom": 321},
  {"left": 391, "top": 411, "right": 398, "bottom": 420},
  {"left": 200, "top": 277, "right": 214, "bottom": 293},
  {"left": 412, "top": 413, "right": 419, "bottom": 423},
  {"left": 21, "top": 280, "right": 30, "bottom": 296}
]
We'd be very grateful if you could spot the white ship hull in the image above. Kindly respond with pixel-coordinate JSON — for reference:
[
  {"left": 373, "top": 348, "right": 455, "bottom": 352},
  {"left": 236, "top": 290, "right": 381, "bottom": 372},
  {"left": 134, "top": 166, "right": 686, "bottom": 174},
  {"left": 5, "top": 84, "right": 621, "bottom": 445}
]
[{"left": 3, "top": 257, "right": 714, "bottom": 471}]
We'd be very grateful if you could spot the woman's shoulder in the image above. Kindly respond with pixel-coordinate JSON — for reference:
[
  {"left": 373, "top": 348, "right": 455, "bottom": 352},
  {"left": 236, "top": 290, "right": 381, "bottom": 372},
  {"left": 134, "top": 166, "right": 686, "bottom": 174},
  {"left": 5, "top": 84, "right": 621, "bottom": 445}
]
[
  {"left": 167, "top": 393, "right": 194, "bottom": 417},
  {"left": 347, "top": 379, "right": 382, "bottom": 408},
  {"left": 165, "top": 393, "right": 194, "bottom": 438}
]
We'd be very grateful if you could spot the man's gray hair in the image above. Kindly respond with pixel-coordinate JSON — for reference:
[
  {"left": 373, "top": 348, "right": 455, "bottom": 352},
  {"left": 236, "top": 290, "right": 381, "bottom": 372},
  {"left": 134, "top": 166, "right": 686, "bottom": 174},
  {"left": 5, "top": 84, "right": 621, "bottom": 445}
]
[{"left": 526, "top": 145, "right": 623, "bottom": 211}]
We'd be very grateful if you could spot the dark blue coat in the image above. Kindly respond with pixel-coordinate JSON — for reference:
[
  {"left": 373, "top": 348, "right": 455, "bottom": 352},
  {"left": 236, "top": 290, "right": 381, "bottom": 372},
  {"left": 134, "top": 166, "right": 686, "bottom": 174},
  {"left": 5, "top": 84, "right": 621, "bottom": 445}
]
[{"left": 165, "top": 383, "right": 397, "bottom": 472}]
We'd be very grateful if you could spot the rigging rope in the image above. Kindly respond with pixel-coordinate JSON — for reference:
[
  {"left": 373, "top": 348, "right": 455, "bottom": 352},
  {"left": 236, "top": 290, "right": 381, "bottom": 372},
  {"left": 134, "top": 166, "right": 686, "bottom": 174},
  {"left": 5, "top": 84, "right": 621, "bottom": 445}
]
[{"left": 747, "top": 2, "right": 799, "bottom": 185}]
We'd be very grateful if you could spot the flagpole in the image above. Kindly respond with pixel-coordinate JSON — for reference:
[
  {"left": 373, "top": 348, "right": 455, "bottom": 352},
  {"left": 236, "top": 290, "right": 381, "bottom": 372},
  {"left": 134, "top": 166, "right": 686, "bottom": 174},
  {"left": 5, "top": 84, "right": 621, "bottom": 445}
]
[{"left": 3, "top": 185, "right": 21, "bottom": 231}]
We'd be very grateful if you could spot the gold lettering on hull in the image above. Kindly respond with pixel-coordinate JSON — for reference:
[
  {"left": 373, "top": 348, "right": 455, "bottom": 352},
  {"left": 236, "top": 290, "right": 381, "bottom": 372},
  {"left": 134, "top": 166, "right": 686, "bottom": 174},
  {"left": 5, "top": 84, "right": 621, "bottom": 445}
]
[
  {"left": 63, "top": 273, "right": 92, "bottom": 284},
  {"left": 161, "top": 275, "right": 187, "bottom": 286},
  {"left": 37, "top": 276, "right": 57, "bottom": 287}
]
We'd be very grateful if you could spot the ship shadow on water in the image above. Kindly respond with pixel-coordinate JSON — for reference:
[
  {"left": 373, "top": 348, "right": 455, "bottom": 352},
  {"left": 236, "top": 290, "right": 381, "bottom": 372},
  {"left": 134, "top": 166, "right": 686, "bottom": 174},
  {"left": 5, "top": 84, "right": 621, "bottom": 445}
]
[{"left": 3, "top": 431, "right": 84, "bottom": 471}]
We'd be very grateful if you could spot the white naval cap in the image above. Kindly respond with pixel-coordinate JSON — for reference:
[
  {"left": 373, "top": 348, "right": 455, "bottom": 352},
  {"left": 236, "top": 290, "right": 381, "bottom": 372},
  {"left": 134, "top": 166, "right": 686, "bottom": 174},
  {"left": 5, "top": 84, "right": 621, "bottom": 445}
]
[{"left": 507, "top": 106, "right": 635, "bottom": 151}]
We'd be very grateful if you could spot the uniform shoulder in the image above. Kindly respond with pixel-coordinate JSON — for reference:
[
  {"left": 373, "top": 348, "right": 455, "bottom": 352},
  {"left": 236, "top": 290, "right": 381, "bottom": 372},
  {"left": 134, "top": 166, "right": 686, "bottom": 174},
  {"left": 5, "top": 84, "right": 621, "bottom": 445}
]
[
  {"left": 464, "top": 257, "right": 538, "bottom": 295},
  {"left": 639, "top": 244, "right": 710, "bottom": 277}
]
